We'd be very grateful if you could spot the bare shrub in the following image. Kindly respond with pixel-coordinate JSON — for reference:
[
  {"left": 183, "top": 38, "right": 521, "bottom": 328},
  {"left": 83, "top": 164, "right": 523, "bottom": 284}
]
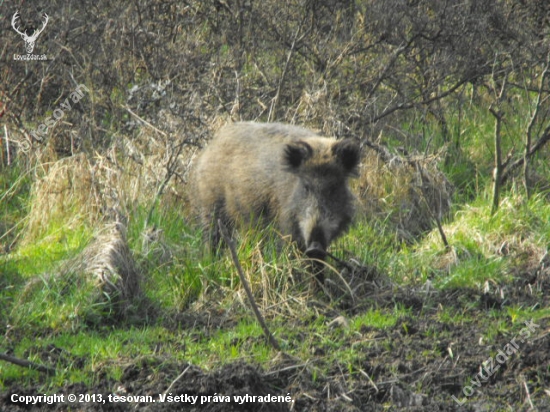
[
  {"left": 2, "top": 0, "right": 549, "bottom": 250},
  {"left": 356, "top": 147, "right": 453, "bottom": 241}
]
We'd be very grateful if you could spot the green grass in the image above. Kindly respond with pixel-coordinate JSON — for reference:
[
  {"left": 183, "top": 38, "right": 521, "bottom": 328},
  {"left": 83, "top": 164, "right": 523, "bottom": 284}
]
[
  {"left": 12, "top": 223, "right": 92, "bottom": 276},
  {"left": 1, "top": 97, "right": 550, "bottom": 399},
  {"left": 0, "top": 160, "right": 31, "bottom": 223},
  {"left": 389, "top": 193, "right": 550, "bottom": 288},
  {"left": 0, "top": 209, "right": 413, "bottom": 388},
  {"left": 6, "top": 184, "right": 548, "bottom": 389},
  {"left": 350, "top": 308, "right": 407, "bottom": 331}
]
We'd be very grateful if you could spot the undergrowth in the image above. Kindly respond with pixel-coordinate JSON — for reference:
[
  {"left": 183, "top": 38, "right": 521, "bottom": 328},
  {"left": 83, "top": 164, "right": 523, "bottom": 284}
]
[
  {"left": 2, "top": 184, "right": 549, "bottom": 390},
  {"left": 1, "top": 78, "right": 549, "bottom": 406}
]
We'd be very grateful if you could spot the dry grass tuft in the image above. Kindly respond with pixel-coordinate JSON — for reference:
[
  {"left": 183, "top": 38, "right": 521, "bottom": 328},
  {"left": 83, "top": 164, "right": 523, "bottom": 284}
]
[
  {"left": 193, "top": 231, "right": 387, "bottom": 321},
  {"left": 21, "top": 116, "right": 203, "bottom": 247},
  {"left": 91, "top": 127, "right": 197, "bottom": 220},
  {"left": 355, "top": 144, "right": 453, "bottom": 241},
  {"left": 23, "top": 153, "right": 101, "bottom": 244}
]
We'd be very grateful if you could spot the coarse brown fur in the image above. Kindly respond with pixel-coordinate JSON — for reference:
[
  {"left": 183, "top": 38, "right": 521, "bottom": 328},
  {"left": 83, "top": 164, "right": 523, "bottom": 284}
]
[{"left": 190, "top": 122, "right": 360, "bottom": 259}]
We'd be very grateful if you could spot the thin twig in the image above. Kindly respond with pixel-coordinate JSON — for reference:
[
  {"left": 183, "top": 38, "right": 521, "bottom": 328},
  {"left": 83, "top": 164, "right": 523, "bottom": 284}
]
[
  {"left": 522, "top": 379, "right": 534, "bottom": 410},
  {"left": 144, "top": 138, "right": 187, "bottom": 229},
  {"left": 500, "top": 127, "right": 550, "bottom": 185},
  {"left": 264, "top": 362, "right": 309, "bottom": 376},
  {"left": 4, "top": 124, "right": 10, "bottom": 166},
  {"left": 268, "top": 14, "right": 306, "bottom": 122},
  {"left": 414, "top": 162, "right": 449, "bottom": 249},
  {"left": 320, "top": 258, "right": 355, "bottom": 305},
  {"left": 124, "top": 105, "right": 167, "bottom": 137},
  {"left": 359, "top": 369, "right": 379, "bottom": 393},
  {"left": 523, "top": 51, "right": 550, "bottom": 200},
  {"left": 0, "top": 352, "right": 56, "bottom": 374},
  {"left": 488, "top": 68, "right": 507, "bottom": 216},
  {"left": 217, "top": 219, "right": 281, "bottom": 351},
  {"left": 490, "top": 106, "right": 504, "bottom": 216},
  {"left": 163, "top": 365, "right": 190, "bottom": 395},
  {"left": 326, "top": 251, "right": 354, "bottom": 271}
]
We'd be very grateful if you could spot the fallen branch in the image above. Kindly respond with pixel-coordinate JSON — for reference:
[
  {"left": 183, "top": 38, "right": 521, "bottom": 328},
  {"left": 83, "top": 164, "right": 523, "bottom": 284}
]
[
  {"left": 0, "top": 352, "right": 56, "bottom": 374},
  {"left": 217, "top": 219, "right": 281, "bottom": 351}
]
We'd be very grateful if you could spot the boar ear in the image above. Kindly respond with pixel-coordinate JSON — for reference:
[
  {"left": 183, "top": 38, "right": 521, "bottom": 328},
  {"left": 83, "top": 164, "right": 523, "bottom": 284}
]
[
  {"left": 333, "top": 139, "right": 360, "bottom": 174},
  {"left": 284, "top": 141, "right": 313, "bottom": 169}
]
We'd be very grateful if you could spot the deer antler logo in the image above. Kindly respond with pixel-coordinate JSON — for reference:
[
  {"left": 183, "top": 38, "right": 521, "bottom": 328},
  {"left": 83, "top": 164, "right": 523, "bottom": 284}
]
[{"left": 12, "top": 11, "right": 49, "bottom": 54}]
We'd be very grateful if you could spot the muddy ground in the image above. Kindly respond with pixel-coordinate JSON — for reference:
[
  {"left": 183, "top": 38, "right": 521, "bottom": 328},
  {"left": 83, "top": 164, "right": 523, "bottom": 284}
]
[{"left": 2, "top": 262, "right": 549, "bottom": 412}]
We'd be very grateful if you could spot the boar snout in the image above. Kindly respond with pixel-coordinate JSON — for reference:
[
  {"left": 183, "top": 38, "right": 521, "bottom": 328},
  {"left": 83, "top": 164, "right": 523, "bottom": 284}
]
[{"left": 305, "top": 241, "right": 327, "bottom": 260}]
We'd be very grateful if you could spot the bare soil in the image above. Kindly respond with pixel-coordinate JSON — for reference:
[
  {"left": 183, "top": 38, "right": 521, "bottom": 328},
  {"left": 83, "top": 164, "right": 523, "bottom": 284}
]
[{"left": 2, "top": 262, "right": 549, "bottom": 411}]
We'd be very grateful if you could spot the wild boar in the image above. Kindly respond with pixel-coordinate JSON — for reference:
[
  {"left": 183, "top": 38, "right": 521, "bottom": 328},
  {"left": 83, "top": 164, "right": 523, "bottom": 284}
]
[{"left": 190, "top": 122, "right": 360, "bottom": 260}]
